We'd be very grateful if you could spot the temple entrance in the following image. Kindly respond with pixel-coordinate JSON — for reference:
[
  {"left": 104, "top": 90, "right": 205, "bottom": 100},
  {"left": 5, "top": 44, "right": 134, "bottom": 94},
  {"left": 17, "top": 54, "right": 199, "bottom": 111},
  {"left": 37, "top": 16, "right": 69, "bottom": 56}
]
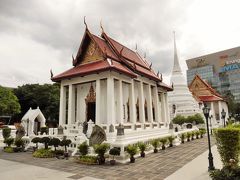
[
  {"left": 85, "top": 84, "right": 96, "bottom": 123},
  {"left": 87, "top": 102, "right": 96, "bottom": 123},
  {"left": 34, "top": 119, "right": 40, "bottom": 135}
]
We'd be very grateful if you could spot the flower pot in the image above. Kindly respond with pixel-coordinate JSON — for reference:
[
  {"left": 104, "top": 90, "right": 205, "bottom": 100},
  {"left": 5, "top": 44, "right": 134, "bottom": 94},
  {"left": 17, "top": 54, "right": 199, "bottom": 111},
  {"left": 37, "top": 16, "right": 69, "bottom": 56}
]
[
  {"left": 140, "top": 152, "right": 145, "bottom": 157},
  {"left": 169, "top": 144, "right": 173, "bottom": 147},
  {"left": 98, "top": 156, "right": 105, "bottom": 165},
  {"left": 162, "top": 146, "right": 165, "bottom": 150},
  {"left": 130, "top": 156, "right": 135, "bottom": 163},
  {"left": 110, "top": 160, "right": 116, "bottom": 165},
  {"left": 154, "top": 149, "right": 158, "bottom": 153}
]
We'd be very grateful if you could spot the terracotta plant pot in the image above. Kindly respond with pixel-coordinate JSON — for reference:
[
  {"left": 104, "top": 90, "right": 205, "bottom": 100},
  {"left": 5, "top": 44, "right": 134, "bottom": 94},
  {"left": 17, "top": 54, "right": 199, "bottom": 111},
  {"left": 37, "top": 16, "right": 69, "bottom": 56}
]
[
  {"left": 110, "top": 160, "right": 116, "bottom": 165},
  {"left": 154, "top": 149, "right": 158, "bottom": 153},
  {"left": 130, "top": 156, "right": 135, "bottom": 163},
  {"left": 140, "top": 152, "right": 145, "bottom": 157}
]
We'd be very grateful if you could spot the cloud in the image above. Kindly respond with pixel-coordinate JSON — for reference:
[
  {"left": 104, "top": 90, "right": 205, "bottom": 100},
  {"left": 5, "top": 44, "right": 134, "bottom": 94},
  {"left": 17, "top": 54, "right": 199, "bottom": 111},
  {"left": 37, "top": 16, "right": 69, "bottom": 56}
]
[{"left": 1, "top": 0, "right": 240, "bottom": 87}]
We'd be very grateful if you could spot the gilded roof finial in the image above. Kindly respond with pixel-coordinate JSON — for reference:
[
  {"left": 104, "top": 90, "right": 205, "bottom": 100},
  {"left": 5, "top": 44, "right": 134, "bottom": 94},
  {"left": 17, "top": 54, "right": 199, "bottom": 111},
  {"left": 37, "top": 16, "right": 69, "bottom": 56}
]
[
  {"left": 144, "top": 52, "right": 146, "bottom": 58},
  {"left": 135, "top": 44, "right": 138, "bottom": 52},
  {"left": 50, "top": 69, "right": 53, "bottom": 79}
]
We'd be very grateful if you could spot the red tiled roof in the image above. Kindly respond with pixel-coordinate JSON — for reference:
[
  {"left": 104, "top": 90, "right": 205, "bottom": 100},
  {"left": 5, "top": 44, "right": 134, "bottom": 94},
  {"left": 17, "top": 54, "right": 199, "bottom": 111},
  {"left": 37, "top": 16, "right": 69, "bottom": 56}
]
[
  {"left": 53, "top": 28, "right": 169, "bottom": 87},
  {"left": 198, "top": 95, "right": 223, "bottom": 102},
  {"left": 52, "top": 60, "right": 137, "bottom": 81}
]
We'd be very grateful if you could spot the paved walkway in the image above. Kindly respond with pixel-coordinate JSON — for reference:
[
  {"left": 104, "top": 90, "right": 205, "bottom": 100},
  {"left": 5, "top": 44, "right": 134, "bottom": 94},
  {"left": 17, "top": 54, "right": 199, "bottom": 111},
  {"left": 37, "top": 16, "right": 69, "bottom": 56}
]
[{"left": 0, "top": 137, "right": 217, "bottom": 180}]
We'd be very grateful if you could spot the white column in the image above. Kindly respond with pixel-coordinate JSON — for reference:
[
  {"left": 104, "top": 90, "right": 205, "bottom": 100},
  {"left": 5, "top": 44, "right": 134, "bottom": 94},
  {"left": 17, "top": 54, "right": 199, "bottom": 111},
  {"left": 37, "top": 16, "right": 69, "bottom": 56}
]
[
  {"left": 76, "top": 86, "right": 81, "bottom": 123},
  {"left": 153, "top": 86, "right": 160, "bottom": 123},
  {"left": 68, "top": 84, "right": 75, "bottom": 125},
  {"left": 165, "top": 93, "right": 170, "bottom": 124},
  {"left": 218, "top": 101, "right": 223, "bottom": 126},
  {"left": 96, "top": 79, "right": 101, "bottom": 125},
  {"left": 118, "top": 80, "right": 124, "bottom": 124},
  {"left": 161, "top": 93, "right": 167, "bottom": 124},
  {"left": 139, "top": 81, "right": 145, "bottom": 124},
  {"left": 129, "top": 80, "right": 136, "bottom": 126},
  {"left": 210, "top": 102, "right": 216, "bottom": 125},
  {"left": 147, "top": 84, "right": 153, "bottom": 124},
  {"left": 107, "top": 77, "right": 115, "bottom": 129},
  {"left": 59, "top": 84, "right": 66, "bottom": 125}
]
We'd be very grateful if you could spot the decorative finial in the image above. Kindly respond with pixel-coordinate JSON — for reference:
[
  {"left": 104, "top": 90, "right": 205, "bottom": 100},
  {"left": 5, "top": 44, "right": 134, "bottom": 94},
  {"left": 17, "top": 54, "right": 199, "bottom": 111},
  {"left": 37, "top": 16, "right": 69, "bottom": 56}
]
[
  {"left": 50, "top": 69, "right": 53, "bottom": 78},
  {"left": 160, "top": 73, "right": 162, "bottom": 80},
  {"left": 84, "top": 16, "right": 88, "bottom": 29},
  {"left": 149, "top": 62, "right": 152, "bottom": 69},
  {"left": 172, "top": 82, "right": 174, "bottom": 88},
  {"left": 135, "top": 44, "right": 138, "bottom": 51},
  {"left": 72, "top": 54, "right": 75, "bottom": 65},
  {"left": 144, "top": 52, "right": 146, "bottom": 58},
  {"left": 100, "top": 20, "right": 104, "bottom": 33},
  {"left": 157, "top": 71, "right": 159, "bottom": 77}
]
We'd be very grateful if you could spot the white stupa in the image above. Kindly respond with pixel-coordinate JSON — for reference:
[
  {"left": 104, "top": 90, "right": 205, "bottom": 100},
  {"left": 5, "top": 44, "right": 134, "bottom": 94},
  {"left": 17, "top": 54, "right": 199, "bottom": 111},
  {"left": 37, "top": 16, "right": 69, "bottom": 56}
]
[{"left": 168, "top": 32, "right": 201, "bottom": 119}]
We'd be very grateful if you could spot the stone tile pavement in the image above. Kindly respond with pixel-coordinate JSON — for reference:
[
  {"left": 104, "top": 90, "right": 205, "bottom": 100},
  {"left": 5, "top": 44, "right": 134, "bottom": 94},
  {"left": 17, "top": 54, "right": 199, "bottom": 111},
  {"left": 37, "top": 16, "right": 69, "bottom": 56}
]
[{"left": 0, "top": 137, "right": 215, "bottom": 180}]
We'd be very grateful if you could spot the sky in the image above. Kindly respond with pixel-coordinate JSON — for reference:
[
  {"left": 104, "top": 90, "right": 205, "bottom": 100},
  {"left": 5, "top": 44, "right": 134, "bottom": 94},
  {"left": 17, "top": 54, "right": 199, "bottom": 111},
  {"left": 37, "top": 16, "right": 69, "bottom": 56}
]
[{"left": 1, "top": 0, "right": 240, "bottom": 87}]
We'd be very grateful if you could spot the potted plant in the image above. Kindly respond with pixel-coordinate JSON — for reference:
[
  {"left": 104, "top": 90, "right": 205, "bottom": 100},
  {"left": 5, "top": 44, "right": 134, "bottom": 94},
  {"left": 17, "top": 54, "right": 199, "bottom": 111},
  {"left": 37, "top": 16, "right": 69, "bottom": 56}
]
[
  {"left": 109, "top": 147, "right": 120, "bottom": 165},
  {"left": 186, "top": 132, "right": 192, "bottom": 142},
  {"left": 138, "top": 142, "right": 147, "bottom": 157},
  {"left": 199, "top": 129, "right": 206, "bottom": 138},
  {"left": 4, "top": 138, "right": 14, "bottom": 147},
  {"left": 196, "top": 131, "right": 200, "bottom": 139},
  {"left": 41, "top": 137, "right": 51, "bottom": 149},
  {"left": 93, "top": 143, "right": 110, "bottom": 165},
  {"left": 31, "top": 137, "right": 41, "bottom": 150},
  {"left": 126, "top": 144, "right": 138, "bottom": 163},
  {"left": 14, "top": 138, "right": 24, "bottom": 152},
  {"left": 78, "top": 141, "right": 89, "bottom": 156},
  {"left": 60, "top": 139, "right": 72, "bottom": 159},
  {"left": 191, "top": 131, "right": 195, "bottom": 140},
  {"left": 49, "top": 138, "right": 61, "bottom": 151},
  {"left": 168, "top": 136, "right": 175, "bottom": 147},
  {"left": 180, "top": 133, "right": 185, "bottom": 144},
  {"left": 159, "top": 138, "right": 168, "bottom": 150},
  {"left": 151, "top": 139, "right": 159, "bottom": 153}
]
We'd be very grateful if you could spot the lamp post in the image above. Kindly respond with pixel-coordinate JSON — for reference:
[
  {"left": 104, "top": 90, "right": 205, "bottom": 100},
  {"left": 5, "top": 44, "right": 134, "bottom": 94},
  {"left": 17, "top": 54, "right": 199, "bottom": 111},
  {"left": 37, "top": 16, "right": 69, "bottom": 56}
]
[
  {"left": 26, "top": 119, "right": 29, "bottom": 136},
  {"left": 209, "top": 115, "right": 213, "bottom": 135},
  {"left": 203, "top": 104, "right": 215, "bottom": 171},
  {"left": 221, "top": 109, "right": 226, "bottom": 127}
]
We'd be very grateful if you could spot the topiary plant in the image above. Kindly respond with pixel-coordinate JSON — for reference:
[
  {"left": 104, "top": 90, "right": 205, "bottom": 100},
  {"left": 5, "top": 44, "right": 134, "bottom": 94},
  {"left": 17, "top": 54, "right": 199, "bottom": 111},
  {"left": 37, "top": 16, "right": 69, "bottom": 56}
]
[
  {"left": 40, "top": 127, "right": 48, "bottom": 135},
  {"left": 31, "top": 137, "right": 41, "bottom": 149},
  {"left": 2, "top": 127, "right": 11, "bottom": 140},
  {"left": 49, "top": 138, "right": 61, "bottom": 151},
  {"left": 41, "top": 137, "right": 51, "bottom": 149},
  {"left": 93, "top": 143, "right": 110, "bottom": 165},
  {"left": 199, "top": 128, "right": 206, "bottom": 138},
  {"left": 126, "top": 144, "right": 138, "bottom": 163},
  {"left": 4, "top": 138, "right": 14, "bottom": 147},
  {"left": 60, "top": 139, "right": 72, "bottom": 152},
  {"left": 187, "top": 132, "right": 192, "bottom": 142},
  {"left": 191, "top": 131, "right": 195, "bottom": 140},
  {"left": 195, "top": 131, "right": 200, "bottom": 139},
  {"left": 159, "top": 138, "right": 168, "bottom": 150},
  {"left": 109, "top": 147, "right": 120, "bottom": 165},
  {"left": 180, "top": 133, "right": 186, "bottom": 144},
  {"left": 138, "top": 142, "right": 147, "bottom": 157},
  {"left": 151, "top": 139, "right": 159, "bottom": 153},
  {"left": 168, "top": 136, "right": 175, "bottom": 147},
  {"left": 15, "top": 138, "right": 24, "bottom": 148},
  {"left": 78, "top": 141, "right": 89, "bottom": 156}
]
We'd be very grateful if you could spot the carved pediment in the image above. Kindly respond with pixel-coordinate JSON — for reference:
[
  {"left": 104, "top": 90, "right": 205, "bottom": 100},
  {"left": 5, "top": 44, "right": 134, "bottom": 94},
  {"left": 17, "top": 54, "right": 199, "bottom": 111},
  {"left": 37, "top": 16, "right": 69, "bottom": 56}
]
[{"left": 85, "top": 84, "right": 96, "bottom": 103}]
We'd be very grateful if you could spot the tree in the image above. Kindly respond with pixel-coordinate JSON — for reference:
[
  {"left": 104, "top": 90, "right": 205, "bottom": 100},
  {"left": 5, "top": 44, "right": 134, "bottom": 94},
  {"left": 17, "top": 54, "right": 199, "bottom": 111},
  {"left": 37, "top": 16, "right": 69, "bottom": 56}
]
[
  {"left": 49, "top": 138, "right": 61, "bottom": 151},
  {"left": 0, "top": 86, "right": 21, "bottom": 116},
  {"left": 60, "top": 139, "right": 72, "bottom": 152},
  {"left": 14, "top": 83, "right": 60, "bottom": 125},
  {"left": 31, "top": 137, "right": 41, "bottom": 149}
]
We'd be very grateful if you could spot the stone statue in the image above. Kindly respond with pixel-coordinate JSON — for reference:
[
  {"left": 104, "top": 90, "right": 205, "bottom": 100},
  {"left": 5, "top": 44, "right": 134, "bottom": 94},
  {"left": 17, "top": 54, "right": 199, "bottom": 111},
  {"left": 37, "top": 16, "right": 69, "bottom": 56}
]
[
  {"left": 116, "top": 123, "right": 124, "bottom": 136},
  {"left": 89, "top": 125, "right": 106, "bottom": 146},
  {"left": 109, "top": 124, "right": 114, "bottom": 133},
  {"left": 83, "top": 121, "right": 88, "bottom": 134},
  {"left": 57, "top": 125, "right": 64, "bottom": 135}
]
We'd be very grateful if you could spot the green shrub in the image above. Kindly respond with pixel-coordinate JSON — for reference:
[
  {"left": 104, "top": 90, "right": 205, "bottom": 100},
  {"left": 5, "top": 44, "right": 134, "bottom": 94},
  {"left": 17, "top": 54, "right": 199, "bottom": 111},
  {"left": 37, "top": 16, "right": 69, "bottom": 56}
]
[
  {"left": 210, "top": 166, "right": 240, "bottom": 180},
  {"left": 93, "top": 143, "right": 110, "bottom": 164},
  {"left": 151, "top": 139, "right": 160, "bottom": 153},
  {"left": 53, "top": 149, "right": 64, "bottom": 156},
  {"left": 126, "top": 144, "right": 138, "bottom": 163},
  {"left": 172, "top": 115, "right": 186, "bottom": 125},
  {"left": 78, "top": 155, "right": 98, "bottom": 164},
  {"left": 159, "top": 138, "right": 168, "bottom": 150},
  {"left": 167, "top": 136, "right": 175, "bottom": 147},
  {"left": 60, "top": 139, "right": 72, "bottom": 152},
  {"left": 4, "top": 146, "right": 13, "bottom": 153},
  {"left": 78, "top": 141, "right": 89, "bottom": 156},
  {"left": 15, "top": 138, "right": 24, "bottom": 147},
  {"left": 31, "top": 137, "right": 41, "bottom": 149},
  {"left": 40, "top": 127, "right": 48, "bottom": 135},
  {"left": 187, "top": 132, "right": 192, "bottom": 142},
  {"left": 2, "top": 127, "right": 11, "bottom": 139},
  {"left": 4, "top": 138, "right": 14, "bottom": 147},
  {"left": 180, "top": 133, "right": 186, "bottom": 143},
  {"left": 191, "top": 131, "right": 195, "bottom": 140},
  {"left": 33, "top": 148, "right": 54, "bottom": 158},
  {"left": 49, "top": 138, "right": 61, "bottom": 151},
  {"left": 137, "top": 142, "right": 147, "bottom": 157},
  {"left": 195, "top": 131, "right": 200, "bottom": 139},
  {"left": 199, "top": 129, "right": 206, "bottom": 138},
  {"left": 40, "top": 137, "right": 51, "bottom": 149},
  {"left": 214, "top": 128, "right": 240, "bottom": 166},
  {"left": 109, "top": 147, "right": 120, "bottom": 160}
]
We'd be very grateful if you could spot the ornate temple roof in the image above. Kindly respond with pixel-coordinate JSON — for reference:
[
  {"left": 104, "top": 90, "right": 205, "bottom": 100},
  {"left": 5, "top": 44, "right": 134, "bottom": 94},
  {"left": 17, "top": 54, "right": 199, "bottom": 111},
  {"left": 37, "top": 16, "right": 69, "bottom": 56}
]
[
  {"left": 52, "top": 26, "right": 172, "bottom": 90},
  {"left": 189, "top": 74, "right": 224, "bottom": 102}
]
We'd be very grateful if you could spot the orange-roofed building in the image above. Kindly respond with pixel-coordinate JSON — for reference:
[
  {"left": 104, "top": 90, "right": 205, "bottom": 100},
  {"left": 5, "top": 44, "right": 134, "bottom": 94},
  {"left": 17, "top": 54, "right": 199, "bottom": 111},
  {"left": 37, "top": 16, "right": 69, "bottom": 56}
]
[
  {"left": 189, "top": 74, "right": 229, "bottom": 126},
  {"left": 51, "top": 24, "right": 172, "bottom": 155}
]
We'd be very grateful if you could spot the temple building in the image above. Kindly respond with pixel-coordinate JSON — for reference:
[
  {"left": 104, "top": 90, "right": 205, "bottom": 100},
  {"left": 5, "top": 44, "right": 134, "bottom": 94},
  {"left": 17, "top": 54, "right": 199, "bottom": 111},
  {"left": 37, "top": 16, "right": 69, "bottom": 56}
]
[
  {"left": 52, "top": 25, "right": 172, "bottom": 144},
  {"left": 168, "top": 33, "right": 201, "bottom": 119},
  {"left": 189, "top": 74, "right": 229, "bottom": 126}
]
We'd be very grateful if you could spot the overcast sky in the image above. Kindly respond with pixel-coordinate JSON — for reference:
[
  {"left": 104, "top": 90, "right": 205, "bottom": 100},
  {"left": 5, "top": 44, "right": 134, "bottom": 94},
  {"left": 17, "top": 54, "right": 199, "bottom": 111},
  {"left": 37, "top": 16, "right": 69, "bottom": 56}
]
[{"left": 1, "top": 0, "right": 240, "bottom": 87}]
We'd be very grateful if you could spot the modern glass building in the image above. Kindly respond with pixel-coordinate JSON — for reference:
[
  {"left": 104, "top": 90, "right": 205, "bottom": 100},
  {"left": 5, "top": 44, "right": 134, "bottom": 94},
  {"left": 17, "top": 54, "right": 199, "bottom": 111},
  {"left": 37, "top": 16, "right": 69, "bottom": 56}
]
[{"left": 186, "top": 46, "right": 240, "bottom": 102}]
